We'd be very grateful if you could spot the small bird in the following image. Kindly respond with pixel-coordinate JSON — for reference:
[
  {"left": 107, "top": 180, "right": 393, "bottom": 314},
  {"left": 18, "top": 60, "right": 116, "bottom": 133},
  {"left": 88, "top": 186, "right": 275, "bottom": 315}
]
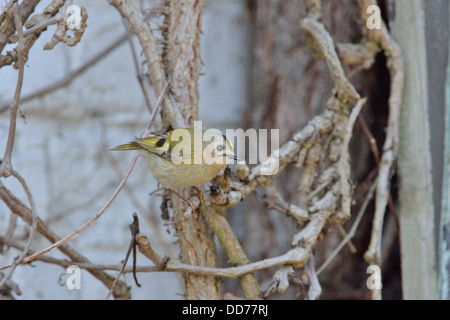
[{"left": 111, "top": 128, "right": 239, "bottom": 189}]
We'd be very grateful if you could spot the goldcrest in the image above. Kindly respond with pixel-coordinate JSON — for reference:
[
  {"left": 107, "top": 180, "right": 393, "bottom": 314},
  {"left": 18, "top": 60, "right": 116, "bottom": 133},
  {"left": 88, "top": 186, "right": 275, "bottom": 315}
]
[{"left": 112, "top": 128, "right": 239, "bottom": 189}]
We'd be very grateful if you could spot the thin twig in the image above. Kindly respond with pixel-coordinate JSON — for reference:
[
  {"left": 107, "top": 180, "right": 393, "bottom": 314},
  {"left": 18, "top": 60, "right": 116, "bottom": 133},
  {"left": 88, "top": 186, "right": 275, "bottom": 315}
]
[
  {"left": 121, "top": 17, "right": 153, "bottom": 114},
  {"left": 146, "top": 79, "right": 171, "bottom": 131},
  {"left": 130, "top": 214, "right": 141, "bottom": 287},
  {"left": 333, "top": 20, "right": 399, "bottom": 229},
  {"left": 337, "top": 225, "right": 357, "bottom": 253},
  {"left": 301, "top": 17, "right": 360, "bottom": 102},
  {"left": 338, "top": 97, "right": 367, "bottom": 220},
  {"left": 0, "top": 171, "right": 38, "bottom": 289},
  {"left": 45, "top": 182, "right": 115, "bottom": 225},
  {"left": 106, "top": 213, "right": 141, "bottom": 300},
  {"left": 1, "top": 213, "right": 17, "bottom": 253},
  {"left": 359, "top": 0, "right": 404, "bottom": 268},
  {"left": 317, "top": 179, "right": 377, "bottom": 275},
  {"left": 0, "top": 5, "right": 37, "bottom": 289},
  {"left": 0, "top": 3, "right": 25, "bottom": 178},
  {"left": 7, "top": 14, "right": 62, "bottom": 43},
  {"left": 0, "top": 236, "right": 159, "bottom": 274}
]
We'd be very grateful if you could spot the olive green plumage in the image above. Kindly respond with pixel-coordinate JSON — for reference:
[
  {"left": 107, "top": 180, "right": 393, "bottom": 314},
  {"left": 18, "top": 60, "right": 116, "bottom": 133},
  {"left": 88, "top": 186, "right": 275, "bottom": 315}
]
[{"left": 112, "top": 128, "right": 238, "bottom": 189}]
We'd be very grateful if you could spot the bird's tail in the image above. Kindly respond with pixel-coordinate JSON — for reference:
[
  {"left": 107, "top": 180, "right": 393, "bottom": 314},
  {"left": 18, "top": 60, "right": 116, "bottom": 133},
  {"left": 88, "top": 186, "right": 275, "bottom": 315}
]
[{"left": 110, "top": 143, "right": 141, "bottom": 151}]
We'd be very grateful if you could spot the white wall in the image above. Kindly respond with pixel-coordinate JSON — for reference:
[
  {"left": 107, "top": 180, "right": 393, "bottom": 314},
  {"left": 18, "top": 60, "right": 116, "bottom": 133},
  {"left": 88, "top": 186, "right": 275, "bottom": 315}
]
[{"left": 0, "top": 0, "right": 247, "bottom": 300}]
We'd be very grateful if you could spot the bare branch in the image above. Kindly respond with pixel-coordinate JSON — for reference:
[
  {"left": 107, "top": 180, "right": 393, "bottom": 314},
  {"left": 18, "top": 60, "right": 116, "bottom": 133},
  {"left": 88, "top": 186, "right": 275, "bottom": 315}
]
[
  {"left": 338, "top": 97, "right": 367, "bottom": 221},
  {"left": 301, "top": 17, "right": 360, "bottom": 102},
  {"left": 357, "top": 0, "right": 404, "bottom": 270},
  {"left": 0, "top": 171, "right": 38, "bottom": 289},
  {"left": 0, "top": 3, "right": 26, "bottom": 178},
  {"left": 304, "top": 257, "right": 321, "bottom": 300},
  {"left": 0, "top": 0, "right": 41, "bottom": 53},
  {"left": 121, "top": 17, "right": 153, "bottom": 114},
  {"left": 337, "top": 41, "right": 380, "bottom": 71},
  {"left": 0, "top": 0, "right": 73, "bottom": 69},
  {"left": 106, "top": 213, "right": 141, "bottom": 300},
  {"left": 261, "top": 265, "right": 295, "bottom": 298},
  {"left": 0, "top": 235, "right": 159, "bottom": 274},
  {"left": 218, "top": 110, "right": 335, "bottom": 211},
  {"left": 317, "top": 179, "right": 377, "bottom": 275},
  {"left": 43, "top": 6, "right": 88, "bottom": 50},
  {"left": 202, "top": 205, "right": 261, "bottom": 299},
  {"left": 136, "top": 189, "right": 334, "bottom": 280}
]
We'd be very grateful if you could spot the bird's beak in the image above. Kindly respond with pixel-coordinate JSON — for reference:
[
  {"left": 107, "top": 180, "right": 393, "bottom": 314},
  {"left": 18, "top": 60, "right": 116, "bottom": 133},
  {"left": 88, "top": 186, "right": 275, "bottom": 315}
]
[{"left": 227, "top": 154, "right": 241, "bottom": 160}]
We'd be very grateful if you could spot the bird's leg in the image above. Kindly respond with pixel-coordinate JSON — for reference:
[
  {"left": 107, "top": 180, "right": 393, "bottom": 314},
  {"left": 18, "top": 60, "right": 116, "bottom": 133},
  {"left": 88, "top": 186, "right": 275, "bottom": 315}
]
[
  {"left": 191, "top": 186, "right": 204, "bottom": 204},
  {"left": 167, "top": 188, "right": 195, "bottom": 211}
]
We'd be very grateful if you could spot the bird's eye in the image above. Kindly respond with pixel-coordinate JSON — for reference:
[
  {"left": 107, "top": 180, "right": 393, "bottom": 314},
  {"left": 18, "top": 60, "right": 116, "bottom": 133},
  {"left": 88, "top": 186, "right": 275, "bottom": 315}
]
[{"left": 216, "top": 144, "right": 223, "bottom": 152}]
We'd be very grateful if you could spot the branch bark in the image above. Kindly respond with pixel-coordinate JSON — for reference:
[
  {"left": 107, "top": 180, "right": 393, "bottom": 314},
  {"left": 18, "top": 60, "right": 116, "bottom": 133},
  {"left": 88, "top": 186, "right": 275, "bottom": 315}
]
[{"left": 201, "top": 205, "right": 260, "bottom": 299}]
